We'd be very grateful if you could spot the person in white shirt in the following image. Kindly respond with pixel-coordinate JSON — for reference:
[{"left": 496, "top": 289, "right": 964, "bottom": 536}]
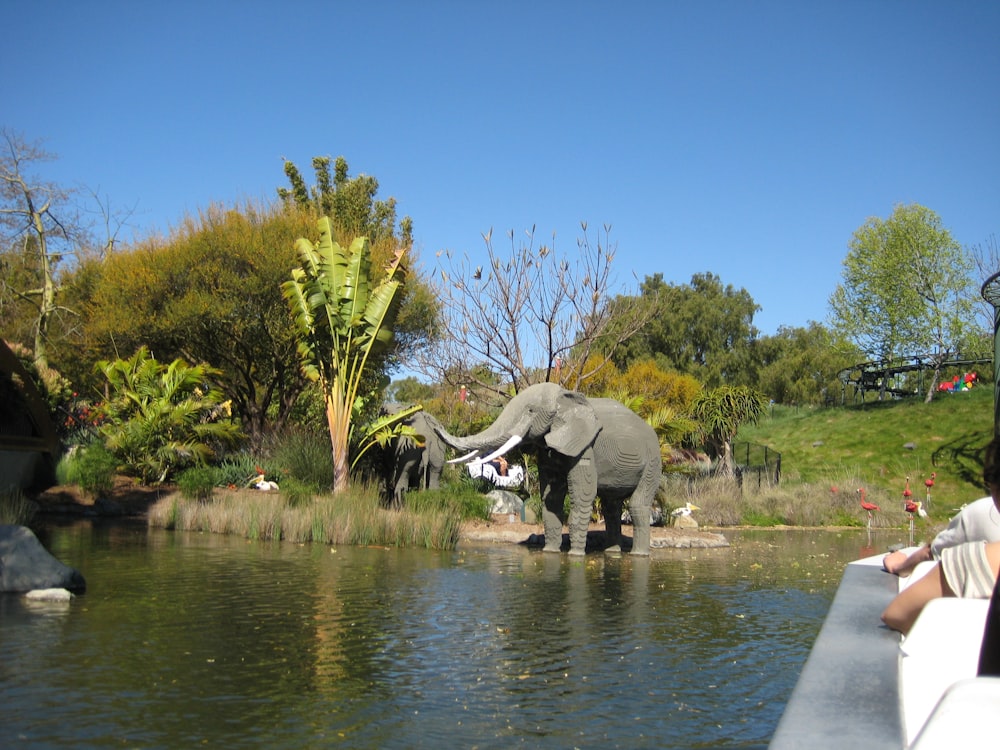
[{"left": 882, "top": 495, "right": 1000, "bottom": 577}]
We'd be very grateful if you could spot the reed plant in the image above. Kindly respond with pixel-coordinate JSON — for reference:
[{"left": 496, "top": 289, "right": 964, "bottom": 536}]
[
  {"left": 0, "top": 489, "right": 36, "bottom": 525},
  {"left": 147, "top": 484, "right": 464, "bottom": 549}
]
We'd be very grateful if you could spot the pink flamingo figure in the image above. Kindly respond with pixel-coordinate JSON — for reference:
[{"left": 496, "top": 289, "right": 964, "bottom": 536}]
[
  {"left": 924, "top": 472, "right": 936, "bottom": 512},
  {"left": 858, "top": 488, "right": 880, "bottom": 530},
  {"left": 902, "top": 476, "right": 913, "bottom": 512},
  {"left": 905, "top": 498, "right": 927, "bottom": 541}
]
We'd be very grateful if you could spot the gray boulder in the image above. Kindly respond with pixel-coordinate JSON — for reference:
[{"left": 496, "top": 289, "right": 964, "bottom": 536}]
[{"left": 0, "top": 525, "right": 86, "bottom": 593}]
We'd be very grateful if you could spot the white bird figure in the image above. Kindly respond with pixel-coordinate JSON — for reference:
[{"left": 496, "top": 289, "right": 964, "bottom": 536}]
[
  {"left": 252, "top": 474, "right": 280, "bottom": 492},
  {"left": 671, "top": 502, "right": 700, "bottom": 518}
]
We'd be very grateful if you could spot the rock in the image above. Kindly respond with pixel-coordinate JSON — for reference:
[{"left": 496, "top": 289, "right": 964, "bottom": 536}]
[
  {"left": 672, "top": 514, "right": 700, "bottom": 530},
  {"left": 0, "top": 525, "right": 86, "bottom": 593},
  {"left": 488, "top": 490, "right": 523, "bottom": 515},
  {"left": 24, "top": 587, "right": 74, "bottom": 602},
  {"left": 94, "top": 496, "right": 124, "bottom": 516},
  {"left": 650, "top": 532, "right": 730, "bottom": 549}
]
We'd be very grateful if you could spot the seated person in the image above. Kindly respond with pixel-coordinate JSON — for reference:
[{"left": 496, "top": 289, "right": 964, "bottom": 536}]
[
  {"left": 881, "top": 440, "right": 1000, "bottom": 635},
  {"left": 884, "top": 437, "right": 1000, "bottom": 577},
  {"left": 883, "top": 496, "right": 1000, "bottom": 576},
  {"left": 487, "top": 455, "right": 509, "bottom": 476}
]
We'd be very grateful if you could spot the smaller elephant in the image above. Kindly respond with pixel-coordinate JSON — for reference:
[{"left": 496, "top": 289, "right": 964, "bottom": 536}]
[{"left": 384, "top": 409, "right": 447, "bottom": 508}]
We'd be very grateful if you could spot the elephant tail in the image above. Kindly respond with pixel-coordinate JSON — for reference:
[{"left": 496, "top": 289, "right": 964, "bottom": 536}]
[{"left": 656, "top": 474, "right": 671, "bottom": 503}]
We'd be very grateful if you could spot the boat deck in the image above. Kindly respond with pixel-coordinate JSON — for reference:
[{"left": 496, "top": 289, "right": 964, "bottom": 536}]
[{"left": 770, "top": 550, "right": 1000, "bottom": 748}]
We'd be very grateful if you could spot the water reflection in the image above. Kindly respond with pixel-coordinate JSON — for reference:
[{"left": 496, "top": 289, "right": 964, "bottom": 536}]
[{"left": 0, "top": 523, "right": 909, "bottom": 749}]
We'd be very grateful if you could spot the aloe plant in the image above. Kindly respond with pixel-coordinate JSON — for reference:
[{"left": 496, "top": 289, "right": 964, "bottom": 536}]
[{"left": 282, "top": 217, "right": 408, "bottom": 493}]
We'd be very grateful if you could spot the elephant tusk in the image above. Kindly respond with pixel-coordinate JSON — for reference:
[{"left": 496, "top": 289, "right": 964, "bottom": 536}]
[
  {"left": 472, "top": 435, "right": 523, "bottom": 465},
  {"left": 448, "top": 450, "right": 480, "bottom": 464}
]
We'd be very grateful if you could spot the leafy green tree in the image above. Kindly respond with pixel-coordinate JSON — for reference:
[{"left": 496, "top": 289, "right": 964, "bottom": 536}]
[
  {"left": 77, "top": 203, "right": 315, "bottom": 443},
  {"left": 755, "top": 323, "right": 860, "bottom": 405},
  {"left": 278, "top": 155, "right": 413, "bottom": 246},
  {"left": 95, "top": 347, "right": 242, "bottom": 484},
  {"left": 611, "top": 272, "right": 760, "bottom": 388},
  {"left": 278, "top": 155, "right": 438, "bottom": 377},
  {"left": 829, "top": 203, "right": 980, "bottom": 401},
  {"left": 690, "top": 385, "right": 768, "bottom": 477},
  {"left": 282, "top": 216, "right": 408, "bottom": 493},
  {"left": 386, "top": 376, "right": 436, "bottom": 405}
]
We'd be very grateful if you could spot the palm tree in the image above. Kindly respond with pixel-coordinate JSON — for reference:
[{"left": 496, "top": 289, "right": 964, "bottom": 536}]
[
  {"left": 282, "top": 217, "right": 407, "bottom": 493},
  {"left": 690, "top": 385, "right": 768, "bottom": 478}
]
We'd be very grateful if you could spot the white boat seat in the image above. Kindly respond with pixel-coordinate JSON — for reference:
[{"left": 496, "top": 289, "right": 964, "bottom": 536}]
[
  {"left": 899, "top": 597, "right": 990, "bottom": 745},
  {"left": 908, "top": 676, "right": 1000, "bottom": 749}
]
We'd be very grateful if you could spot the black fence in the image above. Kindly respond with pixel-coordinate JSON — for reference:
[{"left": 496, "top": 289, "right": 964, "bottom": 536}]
[{"left": 732, "top": 441, "right": 781, "bottom": 488}]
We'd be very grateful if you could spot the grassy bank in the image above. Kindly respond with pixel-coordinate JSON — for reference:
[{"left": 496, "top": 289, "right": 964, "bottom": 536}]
[{"left": 723, "top": 383, "right": 994, "bottom": 532}]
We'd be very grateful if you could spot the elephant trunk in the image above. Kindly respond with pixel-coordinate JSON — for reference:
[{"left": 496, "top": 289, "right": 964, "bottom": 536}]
[{"left": 435, "top": 423, "right": 520, "bottom": 463}]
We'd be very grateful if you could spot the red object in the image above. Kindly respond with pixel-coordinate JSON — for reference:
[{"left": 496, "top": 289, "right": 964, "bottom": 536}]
[
  {"left": 924, "top": 473, "right": 936, "bottom": 489},
  {"left": 905, "top": 500, "right": 920, "bottom": 514},
  {"left": 903, "top": 477, "right": 913, "bottom": 499},
  {"left": 857, "top": 488, "right": 880, "bottom": 512}
]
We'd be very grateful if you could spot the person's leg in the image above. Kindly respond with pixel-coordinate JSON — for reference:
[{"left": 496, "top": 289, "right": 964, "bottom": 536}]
[{"left": 881, "top": 563, "right": 954, "bottom": 635}]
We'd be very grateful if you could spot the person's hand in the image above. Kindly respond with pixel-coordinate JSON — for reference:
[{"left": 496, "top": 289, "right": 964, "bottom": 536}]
[{"left": 882, "top": 550, "right": 909, "bottom": 576}]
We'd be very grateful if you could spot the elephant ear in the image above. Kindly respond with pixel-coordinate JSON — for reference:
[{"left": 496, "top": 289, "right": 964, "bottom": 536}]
[{"left": 545, "top": 389, "right": 601, "bottom": 458}]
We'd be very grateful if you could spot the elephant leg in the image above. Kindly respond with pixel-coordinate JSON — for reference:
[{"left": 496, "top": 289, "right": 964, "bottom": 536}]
[
  {"left": 566, "top": 453, "right": 597, "bottom": 556},
  {"left": 538, "top": 456, "right": 567, "bottom": 553},
  {"left": 602, "top": 495, "right": 623, "bottom": 552},
  {"left": 392, "top": 475, "right": 406, "bottom": 509},
  {"left": 426, "top": 466, "right": 441, "bottom": 490},
  {"left": 627, "top": 490, "right": 654, "bottom": 557}
]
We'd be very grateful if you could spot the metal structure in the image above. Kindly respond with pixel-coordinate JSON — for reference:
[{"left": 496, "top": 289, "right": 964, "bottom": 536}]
[
  {"left": 0, "top": 340, "right": 59, "bottom": 489},
  {"left": 982, "top": 271, "right": 1000, "bottom": 436},
  {"left": 837, "top": 354, "right": 990, "bottom": 405}
]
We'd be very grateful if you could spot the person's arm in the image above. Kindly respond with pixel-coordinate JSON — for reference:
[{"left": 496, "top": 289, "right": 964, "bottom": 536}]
[
  {"left": 883, "top": 544, "right": 932, "bottom": 577},
  {"left": 881, "top": 563, "right": 951, "bottom": 635}
]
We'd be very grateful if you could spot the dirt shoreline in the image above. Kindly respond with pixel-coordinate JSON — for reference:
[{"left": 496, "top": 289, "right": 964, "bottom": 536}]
[{"left": 27, "top": 480, "right": 730, "bottom": 550}]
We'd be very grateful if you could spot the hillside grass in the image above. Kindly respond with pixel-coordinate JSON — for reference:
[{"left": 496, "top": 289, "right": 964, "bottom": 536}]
[{"left": 729, "top": 384, "right": 994, "bottom": 529}]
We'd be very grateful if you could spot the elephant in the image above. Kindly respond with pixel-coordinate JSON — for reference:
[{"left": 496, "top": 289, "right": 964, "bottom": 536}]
[
  {"left": 384, "top": 409, "right": 447, "bottom": 508},
  {"left": 435, "top": 382, "right": 661, "bottom": 555}
]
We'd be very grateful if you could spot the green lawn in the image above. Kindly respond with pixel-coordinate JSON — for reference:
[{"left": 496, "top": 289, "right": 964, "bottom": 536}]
[{"left": 738, "top": 383, "right": 994, "bottom": 511}]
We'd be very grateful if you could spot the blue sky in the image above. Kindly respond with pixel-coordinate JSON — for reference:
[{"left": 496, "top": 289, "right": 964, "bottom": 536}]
[{"left": 4, "top": 1, "right": 997, "bottom": 336}]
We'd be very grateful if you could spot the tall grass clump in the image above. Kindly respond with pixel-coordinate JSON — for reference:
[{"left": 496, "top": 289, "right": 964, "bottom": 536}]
[
  {"left": 672, "top": 467, "right": 945, "bottom": 537},
  {"left": 271, "top": 430, "right": 335, "bottom": 492},
  {"left": 0, "top": 489, "right": 36, "bottom": 525},
  {"left": 147, "top": 483, "right": 464, "bottom": 549},
  {"left": 406, "top": 484, "right": 493, "bottom": 522},
  {"left": 214, "top": 454, "right": 263, "bottom": 488}
]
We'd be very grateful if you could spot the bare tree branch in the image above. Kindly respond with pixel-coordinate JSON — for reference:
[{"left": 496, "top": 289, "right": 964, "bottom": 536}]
[{"left": 419, "top": 222, "right": 658, "bottom": 403}]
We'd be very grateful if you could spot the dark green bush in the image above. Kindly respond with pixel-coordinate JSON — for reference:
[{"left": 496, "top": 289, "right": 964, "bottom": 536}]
[
  {"left": 272, "top": 430, "right": 334, "bottom": 491},
  {"left": 278, "top": 476, "right": 316, "bottom": 507},
  {"left": 177, "top": 466, "right": 219, "bottom": 502},
  {"left": 406, "top": 486, "right": 493, "bottom": 522},
  {"left": 64, "top": 442, "right": 118, "bottom": 498}
]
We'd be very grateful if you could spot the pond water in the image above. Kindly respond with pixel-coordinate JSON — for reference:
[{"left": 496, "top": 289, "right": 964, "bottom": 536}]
[{"left": 0, "top": 520, "right": 909, "bottom": 749}]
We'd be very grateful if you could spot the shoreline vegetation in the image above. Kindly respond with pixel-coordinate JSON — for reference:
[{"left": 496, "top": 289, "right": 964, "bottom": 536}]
[
  {"left": 10, "top": 382, "right": 991, "bottom": 550},
  {"left": 12, "top": 475, "right": 917, "bottom": 553},
  {"left": 18, "top": 479, "right": 731, "bottom": 550}
]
